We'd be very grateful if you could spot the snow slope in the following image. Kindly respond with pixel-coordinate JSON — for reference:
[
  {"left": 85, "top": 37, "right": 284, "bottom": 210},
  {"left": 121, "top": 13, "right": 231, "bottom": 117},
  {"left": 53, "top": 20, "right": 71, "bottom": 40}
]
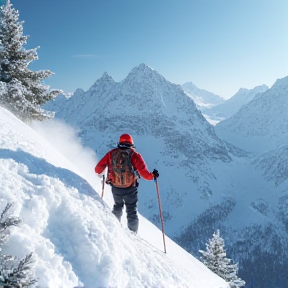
[
  {"left": 201, "top": 85, "right": 268, "bottom": 124},
  {"left": 182, "top": 82, "right": 224, "bottom": 108},
  {"left": 0, "top": 106, "right": 229, "bottom": 288},
  {"left": 215, "top": 77, "right": 288, "bottom": 153}
]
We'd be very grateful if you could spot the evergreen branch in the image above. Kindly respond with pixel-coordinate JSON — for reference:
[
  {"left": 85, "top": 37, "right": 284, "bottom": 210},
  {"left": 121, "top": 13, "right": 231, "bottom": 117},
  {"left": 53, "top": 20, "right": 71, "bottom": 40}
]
[{"left": 0, "top": 203, "right": 22, "bottom": 232}]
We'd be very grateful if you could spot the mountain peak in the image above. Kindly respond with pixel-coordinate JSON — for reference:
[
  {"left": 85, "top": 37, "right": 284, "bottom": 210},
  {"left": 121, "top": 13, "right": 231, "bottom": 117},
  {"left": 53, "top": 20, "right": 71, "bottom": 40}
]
[
  {"left": 134, "top": 63, "right": 154, "bottom": 72},
  {"left": 89, "top": 72, "right": 115, "bottom": 91},
  {"left": 128, "top": 63, "right": 158, "bottom": 77},
  {"left": 182, "top": 82, "right": 197, "bottom": 90},
  {"left": 73, "top": 88, "right": 85, "bottom": 98},
  {"left": 124, "top": 63, "right": 166, "bottom": 86},
  {"left": 101, "top": 71, "right": 113, "bottom": 80}
]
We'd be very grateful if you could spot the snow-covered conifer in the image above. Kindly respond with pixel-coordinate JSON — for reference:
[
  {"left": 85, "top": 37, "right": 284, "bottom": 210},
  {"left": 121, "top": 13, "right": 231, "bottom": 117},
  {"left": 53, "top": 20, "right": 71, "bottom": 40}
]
[
  {"left": 0, "top": 203, "right": 37, "bottom": 287},
  {"left": 0, "top": 0, "right": 62, "bottom": 121},
  {"left": 199, "top": 229, "right": 245, "bottom": 287}
]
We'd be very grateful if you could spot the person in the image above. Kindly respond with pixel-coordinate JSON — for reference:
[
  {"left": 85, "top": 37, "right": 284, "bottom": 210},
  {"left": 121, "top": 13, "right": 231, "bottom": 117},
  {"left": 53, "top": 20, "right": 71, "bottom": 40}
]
[{"left": 95, "top": 133, "right": 159, "bottom": 233}]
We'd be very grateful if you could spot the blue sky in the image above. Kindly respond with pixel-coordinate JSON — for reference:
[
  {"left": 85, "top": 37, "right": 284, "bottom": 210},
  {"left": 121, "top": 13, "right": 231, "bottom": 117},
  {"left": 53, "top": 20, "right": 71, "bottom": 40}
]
[{"left": 11, "top": 0, "right": 288, "bottom": 98}]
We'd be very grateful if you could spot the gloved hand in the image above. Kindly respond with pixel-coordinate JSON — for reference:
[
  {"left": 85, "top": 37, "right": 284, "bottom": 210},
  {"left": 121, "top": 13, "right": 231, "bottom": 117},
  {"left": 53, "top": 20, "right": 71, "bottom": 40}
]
[{"left": 152, "top": 169, "right": 159, "bottom": 179}]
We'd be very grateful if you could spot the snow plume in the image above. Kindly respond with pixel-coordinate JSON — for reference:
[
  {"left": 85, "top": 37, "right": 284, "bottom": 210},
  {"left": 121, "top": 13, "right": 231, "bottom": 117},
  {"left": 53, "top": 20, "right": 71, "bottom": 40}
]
[{"left": 31, "top": 119, "right": 99, "bottom": 188}]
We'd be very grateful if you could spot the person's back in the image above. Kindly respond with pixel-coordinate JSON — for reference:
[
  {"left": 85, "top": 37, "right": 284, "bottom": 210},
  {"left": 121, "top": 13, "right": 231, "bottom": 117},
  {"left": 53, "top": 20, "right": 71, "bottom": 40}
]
[{"left": 95, "top": 133, "right": 159, "bottom": 233}]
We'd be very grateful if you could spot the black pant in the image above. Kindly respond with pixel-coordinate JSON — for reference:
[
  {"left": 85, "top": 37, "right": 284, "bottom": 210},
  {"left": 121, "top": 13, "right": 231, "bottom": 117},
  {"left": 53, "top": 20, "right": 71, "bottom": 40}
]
[{"left": 111, "top": 185, "right": 139, "bottom": 233}]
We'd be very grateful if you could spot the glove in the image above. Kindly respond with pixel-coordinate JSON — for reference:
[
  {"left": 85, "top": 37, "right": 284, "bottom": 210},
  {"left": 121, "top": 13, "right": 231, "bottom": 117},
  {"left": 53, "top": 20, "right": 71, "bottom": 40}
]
[{"left": 152, "top": 169, "right": 159, "bottom": 179}]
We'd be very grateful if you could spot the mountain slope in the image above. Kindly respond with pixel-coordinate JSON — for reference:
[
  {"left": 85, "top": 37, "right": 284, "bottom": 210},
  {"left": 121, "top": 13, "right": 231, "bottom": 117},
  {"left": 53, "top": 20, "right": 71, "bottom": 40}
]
[
  {"left": 182, "top": 82, "right": 224, "bottom": 108},
  {"left": 253, "top": 144, "right": 288, "bottom": 186},
  {"left": 0, "top": 105, "right": 229, "bottom": 288},
  {"left": 215, "top": 77, "right": 288, "bottom": 153},
  {"left": 201, "top": 85, "right": 269, "bottom": 123}
]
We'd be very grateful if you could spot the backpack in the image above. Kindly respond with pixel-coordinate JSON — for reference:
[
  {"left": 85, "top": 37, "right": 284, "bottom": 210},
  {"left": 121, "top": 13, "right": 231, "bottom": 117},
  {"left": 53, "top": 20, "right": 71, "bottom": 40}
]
[{"left": 111, "top": 148, "right": 136, "bottom": 188}]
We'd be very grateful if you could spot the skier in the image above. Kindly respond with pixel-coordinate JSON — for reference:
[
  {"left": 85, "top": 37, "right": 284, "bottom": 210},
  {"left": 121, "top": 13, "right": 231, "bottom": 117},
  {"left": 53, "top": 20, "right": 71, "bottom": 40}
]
[{"left": 95, "top": 133, "right": 159, "bottom": 233}]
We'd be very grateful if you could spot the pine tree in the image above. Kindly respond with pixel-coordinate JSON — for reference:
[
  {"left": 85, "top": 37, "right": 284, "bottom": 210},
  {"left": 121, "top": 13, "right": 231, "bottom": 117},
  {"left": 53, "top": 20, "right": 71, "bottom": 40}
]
[
  {"left": 199, "top": 229, "right": 245, "bottom": 287},
  {"left": 0, "top": 203, "right": 37, "bottom": 287},
  {"left": 0, "top": 0, "right": 62, "bottom": 121}
]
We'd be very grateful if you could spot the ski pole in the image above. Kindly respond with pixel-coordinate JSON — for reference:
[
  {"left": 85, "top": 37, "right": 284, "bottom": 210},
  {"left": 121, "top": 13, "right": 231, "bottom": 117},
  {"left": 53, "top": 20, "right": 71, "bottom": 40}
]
[
  {"left": 155, "top": 178, "right": 167, "bottom": 253},
  {"left": 101, "top": 175, "right": 105, "bottom": 199}
]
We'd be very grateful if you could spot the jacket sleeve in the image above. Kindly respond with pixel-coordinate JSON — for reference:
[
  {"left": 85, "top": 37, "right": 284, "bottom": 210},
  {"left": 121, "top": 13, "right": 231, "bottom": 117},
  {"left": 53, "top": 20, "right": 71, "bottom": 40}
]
[
  {"left": 131, "top": 152, "right": 154, "bottom": 181},
  {"left": 95, "top": 152, "right": 110, "bottom": 175}
]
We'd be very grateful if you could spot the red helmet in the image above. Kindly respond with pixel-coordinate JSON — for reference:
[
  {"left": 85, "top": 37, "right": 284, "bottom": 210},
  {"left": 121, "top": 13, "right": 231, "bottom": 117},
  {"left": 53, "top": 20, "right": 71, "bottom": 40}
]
[{"left": 119, "top": 134, "right": 134, "bottom": 145}]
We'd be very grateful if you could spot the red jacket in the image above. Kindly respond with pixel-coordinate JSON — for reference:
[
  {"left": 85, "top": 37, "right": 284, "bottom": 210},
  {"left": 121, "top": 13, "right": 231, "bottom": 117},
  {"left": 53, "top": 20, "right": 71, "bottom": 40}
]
[{"left": 95, "top": 148, "right": 154, "bottom": 183}]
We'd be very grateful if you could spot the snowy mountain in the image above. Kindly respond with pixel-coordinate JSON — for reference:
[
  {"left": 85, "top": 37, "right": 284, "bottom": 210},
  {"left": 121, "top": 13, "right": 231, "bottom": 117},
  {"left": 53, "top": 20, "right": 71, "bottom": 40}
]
[
  {"left": 215, "top": 77, "right": 288, "bottom": 153},
  {"left": 201, "top": 85, "right": 269, "bottom": 124},
  {"left": 182, "top": 81, "right": 224, "bottom": 108},
  {"left": 45, "top": 64, "right": 288, "bottom": 288},
  {"left": 46, "top": 63, "right": 232, "bottom": 171},
  {"left": 0, "top": 105, "right": 229, "bottom": 288},
  {"left": 44, "top": 63, "right": 235, "bottom": 229}
]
